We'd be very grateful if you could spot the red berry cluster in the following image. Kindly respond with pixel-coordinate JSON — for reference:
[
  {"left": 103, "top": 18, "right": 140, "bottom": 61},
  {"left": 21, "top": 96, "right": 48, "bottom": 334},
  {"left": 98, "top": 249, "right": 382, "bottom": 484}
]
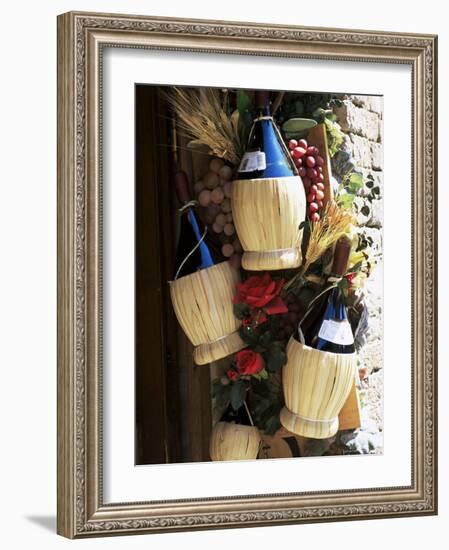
[{"left": 288, "top": 138, "right": 326, "bottom": 222}]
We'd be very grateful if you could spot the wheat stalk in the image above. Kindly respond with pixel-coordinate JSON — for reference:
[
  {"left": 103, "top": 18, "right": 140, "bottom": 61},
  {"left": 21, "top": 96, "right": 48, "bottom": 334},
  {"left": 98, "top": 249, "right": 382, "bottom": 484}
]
[
  {"left": 285, "top": 201, "right": 355, "bottom": 290},
  {"left": 161, "top": 87, "right": 242, "bottom": 166},
  {"left": 304, "top": 201, "right": 355, "bottom": 271}
]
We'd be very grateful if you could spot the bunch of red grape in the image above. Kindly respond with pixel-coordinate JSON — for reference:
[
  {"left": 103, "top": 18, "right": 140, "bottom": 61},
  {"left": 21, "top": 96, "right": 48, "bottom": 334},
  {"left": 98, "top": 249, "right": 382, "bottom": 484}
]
[
  {"left": 193, "top": 158, "right": 242, "bottom": 269},
  {"left": 288, "top": 138, "right": 326, "bottom": 222},
  {"left": 277, "top": 291, "right": 304, "bottom": 341}
]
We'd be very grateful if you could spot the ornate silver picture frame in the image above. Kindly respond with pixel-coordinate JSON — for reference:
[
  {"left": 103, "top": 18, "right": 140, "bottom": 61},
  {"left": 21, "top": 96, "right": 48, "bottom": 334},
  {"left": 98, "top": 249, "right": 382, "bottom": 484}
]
[{"left": 57, "top": 11, "right": 437, "bottom": 538}]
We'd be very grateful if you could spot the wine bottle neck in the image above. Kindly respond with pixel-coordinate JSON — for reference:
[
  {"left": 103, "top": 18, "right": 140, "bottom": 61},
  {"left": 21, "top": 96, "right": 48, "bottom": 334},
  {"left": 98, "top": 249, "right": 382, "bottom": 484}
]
[
  {"left": 178, "top": 199, "right": 199, "bottom": 214},
  {"left": 237, "top": 91, "right": 297, "bottom": 179},
  {"left": 173, "top": 202, "right": 215, "bottom": 279},
  {"left": 256, "top": 106, "right": 271, "bottom": 117},
  {"left": 333, "top": 287, "right": 349, "bottom": 321},
  {"left": 253, "top": 114, "right": 274, "bottom": 124},
  {"left": 254, "top": 90, "right": 270, "bottom": 115},
  {"left": 329, "top": 237, "right": 351, "bottom": 278}
]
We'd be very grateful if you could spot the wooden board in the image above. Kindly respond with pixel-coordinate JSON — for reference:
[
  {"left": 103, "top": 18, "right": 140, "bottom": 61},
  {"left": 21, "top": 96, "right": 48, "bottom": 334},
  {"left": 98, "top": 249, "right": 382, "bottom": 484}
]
[
  {"left": 338, "top": 380, "right": 362, "bottom": 431},
  {"left": 261, "top": 380, "right": 361, "bottom": 459},
  {"left": 260, "top": 427, "right": 306, "bottom": 459},
  {"left": 135, "top": 85, "right": 182, "bottom": 464},
  {"left": 307, "top": 123, "right": 361, "bottom": 433},
  {"left": 175, "top": 134, "right": 212, "bottom": 462},
  {"left": 307, "top": 123, "right": 334, "bottom": 206},
  {"left": 135, "top": 87, "right": 212, "bottom": 464}
]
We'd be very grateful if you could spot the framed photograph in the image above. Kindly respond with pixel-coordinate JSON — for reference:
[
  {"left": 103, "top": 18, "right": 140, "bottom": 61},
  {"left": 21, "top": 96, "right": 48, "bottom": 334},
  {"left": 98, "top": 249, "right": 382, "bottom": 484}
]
[{"left": 57, "top": 11, "right": 438, "bottom": 538}]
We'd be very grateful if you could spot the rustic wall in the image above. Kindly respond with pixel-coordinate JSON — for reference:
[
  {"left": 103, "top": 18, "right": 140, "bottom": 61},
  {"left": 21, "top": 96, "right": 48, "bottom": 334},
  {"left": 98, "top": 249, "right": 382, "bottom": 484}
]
[{"left": 332, "top": 95, "right": 384, "bottom": 448}]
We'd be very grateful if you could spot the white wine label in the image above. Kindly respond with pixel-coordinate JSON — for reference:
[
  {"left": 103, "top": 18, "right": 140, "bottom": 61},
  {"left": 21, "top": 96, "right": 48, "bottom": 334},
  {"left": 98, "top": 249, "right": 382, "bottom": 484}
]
[
  {"left": 238, "top": 151, "right": 267, "bottom": 172},
  {"left": 318, "top": 319, "right": 354, "bottom": 346}
]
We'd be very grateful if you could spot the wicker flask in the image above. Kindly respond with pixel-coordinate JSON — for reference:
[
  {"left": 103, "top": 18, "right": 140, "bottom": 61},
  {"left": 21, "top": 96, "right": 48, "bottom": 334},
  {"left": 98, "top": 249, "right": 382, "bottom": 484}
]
[
  {"left": 281, "top": 236, "right": 356, "bottom": 438},
  {"left": 169, "top": 171, "right": 245, "bottom": 365},
  {"left": 232, "top": 91, "right": 306, "bottom": 271}
]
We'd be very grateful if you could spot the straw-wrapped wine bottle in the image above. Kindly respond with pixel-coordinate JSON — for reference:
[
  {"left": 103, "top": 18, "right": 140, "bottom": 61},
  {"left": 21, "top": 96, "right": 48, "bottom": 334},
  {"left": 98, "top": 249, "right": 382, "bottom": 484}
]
[
  {"left": 301, "top": 236, "right": 355, "bottom": 353},
  {"left": 169, "top": 171, "right": 245, "bottom": 365},
  {"left": 209, "top": 403, "right": 261, "bottom": 461},
  {"left": 280, "top": 235, "right": 356, "bottom": 438},
  {"left": 237, "top": 91, "right": 297, "bottom": 181},
  {"left": 172, "top": 170, "right": 221, "bottom": 279},
  {"left": 232, "top": 91, "right": 307, "bottom": 271}
]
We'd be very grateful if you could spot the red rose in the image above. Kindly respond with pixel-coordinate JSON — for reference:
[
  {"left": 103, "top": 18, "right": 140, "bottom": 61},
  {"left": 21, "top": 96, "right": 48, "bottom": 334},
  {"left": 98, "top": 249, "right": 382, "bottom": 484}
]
[
  {"left": 227, "top": 369, "right": 238, "bottom": 381},
  {"left": 235, "top": 349, "right": 264, "bottom": 376},
  {"left": 234, "top": 273, "right": 288, "bottom": 315}
]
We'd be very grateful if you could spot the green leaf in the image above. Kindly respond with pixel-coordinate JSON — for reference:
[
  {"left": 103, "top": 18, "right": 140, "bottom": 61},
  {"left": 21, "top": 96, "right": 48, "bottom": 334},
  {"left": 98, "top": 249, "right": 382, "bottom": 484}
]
[
  {"left": 252, "top": 367, "right": 270, "bottom": 381},
  {"left": 211, "top": 379, "right": 224, "bottom": 398},
  {"left": 258, "top": 368, "right": 269, "bottom": 380},
  {"left": 324, "top": 118, "right": 344, "bottom": 157},
  {"left": 264, "top": 414, "right": 282, "bottom": 436},
  {"left": 211, "top": 379, "right": 232, "bottom": 411},
  {"left": 252, "top": 396, "right": 271, "bottom": 413},
  {"left": 282, "top": 117, "right": 317, "bottom": 137},
  {"left": 345, "top": 171, "right": 364, "bottom": 195},
  {"left": 233, "top": 303, "right": 250, "bottom": 320},
  {"left": 230, "top": 380, "right": 247, "bottom": 411},
  {"left": 259, "top": 330, "right": 273, "bottom": 348},
  {"left": 264, "top": 345, "right": 287, "bottom": 372},
  {"left": 296, "top": 286, "right": 316, "bottom": 310},
  {"left": 236, "top": 91, "right": 251, "bottom": 114},
  {"left": 337, "top": 193, "right": 355, "bottom": 209},
  {"left": 250, "top": 379, "right": 271, "bottom": 399},
  {"left": 239, "top": 326, "right": 260, "bottom": 347},
  {"left": 338, "top": 277, "right": 349, "bottom": 291},
  {"left": 213, "top": 384, "right": 232, "bottom": 419},
  {"left": 350, "top": 260, "right": 364, "bottom": 272},
  {"left": 349, "top": 172, "right": 363, "bottom": 187},
  {"left": 313, "top": 107, "right": 326, "bottom": 123}
]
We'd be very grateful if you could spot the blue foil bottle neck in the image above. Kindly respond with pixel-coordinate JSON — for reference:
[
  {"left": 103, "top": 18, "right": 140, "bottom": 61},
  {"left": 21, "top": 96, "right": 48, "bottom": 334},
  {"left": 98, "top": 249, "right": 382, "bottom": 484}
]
[
  {"left": 261, "top": 118, "right": 296, "bottom": 178},
  {"left": 187, "top": 208, "right": 214, "bottom": 269}
]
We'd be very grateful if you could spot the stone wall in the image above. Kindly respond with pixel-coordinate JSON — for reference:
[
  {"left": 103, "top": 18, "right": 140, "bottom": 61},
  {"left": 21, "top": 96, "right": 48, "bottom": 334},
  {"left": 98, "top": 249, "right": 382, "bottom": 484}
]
[
  {"left": 332, "top": 96, "right": 384, "bottom": 447},
  {"left": 333, "top": 95, "right": 383, "bottom": 232}
]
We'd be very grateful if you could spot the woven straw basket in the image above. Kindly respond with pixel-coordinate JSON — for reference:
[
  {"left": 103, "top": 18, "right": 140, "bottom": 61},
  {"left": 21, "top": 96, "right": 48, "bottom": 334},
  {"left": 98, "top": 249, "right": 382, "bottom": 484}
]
[
  {"left": 280, "top": 337, "right": 356, "bottom": 439},
  {"left": 169, "top": 261, "right": 245, "bottom": 365},
  {"left": 232, "top": 176, "right": 306, "bottom": 271},
  {"left": 209, "top": 421, "right": 261, "bottom": 461}
]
